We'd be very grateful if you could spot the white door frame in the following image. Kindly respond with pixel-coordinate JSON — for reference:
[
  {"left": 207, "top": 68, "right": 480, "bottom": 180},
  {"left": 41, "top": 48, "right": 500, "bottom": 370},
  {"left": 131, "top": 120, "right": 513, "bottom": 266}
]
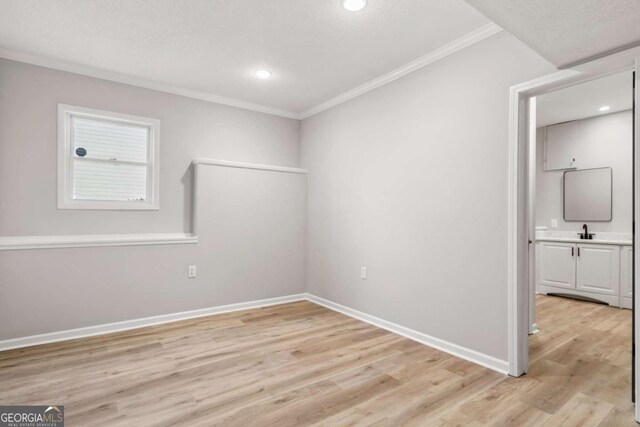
[
  {"left": 507, "top": 58, "right": 640, "bottom": 419},
  {"left": 528, "top": 96, "right": 538, "bottom": 336}
]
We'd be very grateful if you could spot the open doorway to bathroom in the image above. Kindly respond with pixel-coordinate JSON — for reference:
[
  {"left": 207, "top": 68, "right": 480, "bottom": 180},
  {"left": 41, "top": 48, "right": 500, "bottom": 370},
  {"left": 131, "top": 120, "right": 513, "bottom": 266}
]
[{"left": 528, "top": 70, "right": 635, "bottom": 416}]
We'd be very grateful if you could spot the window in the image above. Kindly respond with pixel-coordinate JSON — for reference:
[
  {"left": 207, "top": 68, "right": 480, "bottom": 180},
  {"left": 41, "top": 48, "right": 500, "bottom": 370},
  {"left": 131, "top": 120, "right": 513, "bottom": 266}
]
[{"left": 58, "top": 104, "right": 160, "bottom": 210}]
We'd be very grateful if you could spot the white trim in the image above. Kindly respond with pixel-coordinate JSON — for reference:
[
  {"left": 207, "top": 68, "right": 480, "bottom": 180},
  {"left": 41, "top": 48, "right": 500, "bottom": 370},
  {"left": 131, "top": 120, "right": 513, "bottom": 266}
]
[
  {"left": 0, "top": 47, "right": 300, "bottom": 120},
  {"left": 508, "top": 66, "right": 639, "bottom": 379},
  {"left": 298, "top": 23, "right": 503, "bottom": 119},
  {"left": 634, "top": 57, "right": 640, "bottom": 424},
  {"left": 507, "top": 70, "right": 583, "bottom": 377},
  {"left": 0, "top": 233, "right": 197, "bottom": 251},
  {"left": 0, "top": 25, "right": 502, "bottom": 121},
  {"left": 0, "top": 294, "right": 306, "bottom": 351},
  {"left": 527, "top": 96, "right": 537, "bottom": 339},
  {"left": 192, "top": 158, "right": 308, "bottom": 174},
  {"left": 1, "top": 158, "right": 303, "bottom": 251},
  {"left": 191, "top": 162, "right": 200, "bottom": 236},
  {"left": 57, "top": 104, "right": 161, "bottom": 210},
  {"left": 0, "top": 292, "right": 509, "bottom": 375},
  {"left": 305, "top": 294, "right": 509, "bottom": 375},
  {"left": 190, "top": 158, "right": 307, "bottom": 236}
]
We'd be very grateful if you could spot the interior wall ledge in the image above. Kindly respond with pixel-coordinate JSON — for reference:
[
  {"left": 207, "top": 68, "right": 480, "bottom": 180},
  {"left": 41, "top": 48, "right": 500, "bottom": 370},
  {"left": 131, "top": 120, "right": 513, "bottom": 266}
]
[{"left": 0, "top": 233, "right": 198, "bottom": 251}]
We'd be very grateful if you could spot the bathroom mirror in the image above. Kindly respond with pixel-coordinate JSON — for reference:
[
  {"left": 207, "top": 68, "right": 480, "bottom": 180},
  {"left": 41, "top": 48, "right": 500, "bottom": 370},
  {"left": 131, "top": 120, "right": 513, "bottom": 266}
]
[{"left": 563, "top": 167, "right": 612, "bottom": 221}]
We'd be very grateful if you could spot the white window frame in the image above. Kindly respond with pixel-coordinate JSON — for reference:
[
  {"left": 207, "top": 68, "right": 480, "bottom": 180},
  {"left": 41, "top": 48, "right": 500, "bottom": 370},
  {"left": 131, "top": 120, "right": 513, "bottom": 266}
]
[{"left": 57, "top": 104, "right": 160, "bottom": 210}]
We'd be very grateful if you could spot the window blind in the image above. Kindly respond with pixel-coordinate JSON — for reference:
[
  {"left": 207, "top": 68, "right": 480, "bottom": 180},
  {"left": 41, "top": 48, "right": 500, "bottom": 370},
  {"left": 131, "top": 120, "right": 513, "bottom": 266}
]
[{"left": 71, "top": 116, "right": 150, "bottom": 202}]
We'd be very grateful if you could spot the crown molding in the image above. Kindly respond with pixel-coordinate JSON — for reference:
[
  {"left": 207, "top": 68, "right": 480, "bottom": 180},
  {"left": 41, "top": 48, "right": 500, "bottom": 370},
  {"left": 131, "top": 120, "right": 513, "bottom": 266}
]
[
  {"left": 0, "top": 47, "right": 300, "bottom": 120},
  {"left": 0, "top": 23, "right": 502, "bottom": 121},
  {"left": 298, "top": 23, "right": 503, "bottom": 119}
]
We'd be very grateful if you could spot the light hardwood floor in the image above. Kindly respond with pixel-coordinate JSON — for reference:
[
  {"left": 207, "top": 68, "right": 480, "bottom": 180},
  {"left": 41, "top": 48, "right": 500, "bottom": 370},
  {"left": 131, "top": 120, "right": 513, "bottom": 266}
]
[{"left": 0, "top": 295, "right": 634, "bottom": 426}]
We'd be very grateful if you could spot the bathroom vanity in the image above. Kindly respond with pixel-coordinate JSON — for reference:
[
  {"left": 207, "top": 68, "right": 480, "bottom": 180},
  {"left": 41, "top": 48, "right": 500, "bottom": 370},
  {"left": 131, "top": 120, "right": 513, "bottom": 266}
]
[{"left": 536, "top": 231, "right": 632, "bottom": 308}]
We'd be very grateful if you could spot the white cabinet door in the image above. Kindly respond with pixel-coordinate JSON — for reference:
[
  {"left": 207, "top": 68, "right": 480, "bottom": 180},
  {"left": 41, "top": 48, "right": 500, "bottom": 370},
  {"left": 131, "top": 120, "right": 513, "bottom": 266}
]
[
  {"left": 620, "top": 246, "right": 633, "bottom": 308},
  {"left": 539, "top": 242, "right": 576, "bottom": 290},
  {"left": 544, "top": 121, "right": 579, "bottom": 171},
  {"left": 576, "top": 244, "right": 620, "bottom": 296}
]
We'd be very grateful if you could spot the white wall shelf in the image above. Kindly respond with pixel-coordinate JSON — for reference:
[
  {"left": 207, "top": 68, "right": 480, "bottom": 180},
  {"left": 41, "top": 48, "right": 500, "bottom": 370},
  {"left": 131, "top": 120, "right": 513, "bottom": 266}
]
[
  {"left": 1, "top": 159, "right": 306, "bottom": 251},
  {"left": 192, "top": 158, "right": 308, "bottom": 174},
  {"left": 0, "top": 233, "right": 197, "bottom": 251}
]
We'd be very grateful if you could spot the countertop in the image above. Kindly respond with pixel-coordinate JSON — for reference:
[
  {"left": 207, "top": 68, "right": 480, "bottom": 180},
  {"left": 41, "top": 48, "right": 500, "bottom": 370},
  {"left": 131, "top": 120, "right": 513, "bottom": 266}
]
[
  {"left": 535, "top": 229, "right": 632, "bottom": 246},
  {"left": 536, "top": 236, "right": 632, "bottom": 246}
]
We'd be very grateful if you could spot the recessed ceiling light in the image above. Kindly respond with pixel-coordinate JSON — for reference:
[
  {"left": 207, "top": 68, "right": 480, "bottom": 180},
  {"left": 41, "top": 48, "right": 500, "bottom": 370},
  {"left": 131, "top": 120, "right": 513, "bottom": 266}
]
[
  {"left": 254, "top": 69, "right": 272, "bottom": 79},
  {"left": 342, "top": 0, "right": 366, "bottom": 12},
  {"left": 599, "top": 105, "right": 610, "bottom": 112}
]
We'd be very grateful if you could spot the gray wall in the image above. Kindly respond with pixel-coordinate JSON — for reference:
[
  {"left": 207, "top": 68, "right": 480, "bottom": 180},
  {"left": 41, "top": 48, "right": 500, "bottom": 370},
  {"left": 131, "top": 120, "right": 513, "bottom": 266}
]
[
  {"left": 0, "top": 58, "right": 305, "bottom": 340},
  {"left": 536, "top": 110, "right": 633, "bottom": 233},
  {"left": 300, "top": 32, "right": 554, "bottom": 361},
  {"left": 0, "top": 58, "right": 300, "bottom": 236},
  {"left": 1, "top": 31, "right": 557, "bottom": 362}
]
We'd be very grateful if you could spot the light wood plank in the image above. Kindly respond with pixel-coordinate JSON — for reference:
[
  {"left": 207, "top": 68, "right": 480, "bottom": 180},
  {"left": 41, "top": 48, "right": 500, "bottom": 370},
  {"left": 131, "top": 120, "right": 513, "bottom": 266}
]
[{"left": 0, "top": 296, "right": 633, "bottom": 425}]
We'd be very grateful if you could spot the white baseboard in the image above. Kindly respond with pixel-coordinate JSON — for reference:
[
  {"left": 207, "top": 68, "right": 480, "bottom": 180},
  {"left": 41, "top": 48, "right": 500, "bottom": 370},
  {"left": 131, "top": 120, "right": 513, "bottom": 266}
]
[
  {"left": 0, "top": 292, "right": 509, "bottom": 375},
  {"left": 305, "top": 294, "right": 510, "bottom": 375},
  {"left": 0, "top": 294, "right": 307, "bottom": 351}
]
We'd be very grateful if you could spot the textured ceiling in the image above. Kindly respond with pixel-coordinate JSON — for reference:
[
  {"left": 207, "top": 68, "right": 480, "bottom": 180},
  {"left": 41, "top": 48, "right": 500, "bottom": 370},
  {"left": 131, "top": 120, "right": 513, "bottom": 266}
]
[
  {"left": 537, "top": 71, "right": 633, "bottom": 127},
  {"left": 464, "top": 0, "right": 640, "bottom": 68},
  {"left": 0, "top": 0, "right": 489, "bottom": 115}
]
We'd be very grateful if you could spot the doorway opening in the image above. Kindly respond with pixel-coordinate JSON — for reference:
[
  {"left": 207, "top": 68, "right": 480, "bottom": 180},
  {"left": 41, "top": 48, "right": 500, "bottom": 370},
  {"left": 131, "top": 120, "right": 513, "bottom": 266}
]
[
  {"left": 531, "top": 72, "right": 633, "bottom": 315},
  {"left": 510, "top": 66, "right": 638, "bottom": 422}
]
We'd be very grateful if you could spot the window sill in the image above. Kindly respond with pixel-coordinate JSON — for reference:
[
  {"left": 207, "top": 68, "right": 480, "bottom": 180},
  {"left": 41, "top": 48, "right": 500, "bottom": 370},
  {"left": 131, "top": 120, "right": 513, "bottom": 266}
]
[
  {"left": 0, "top": 233, "right": 197, "bottom": 251},
  {"left": 57, "top": 201, "right": 160, "bottom": 210}
]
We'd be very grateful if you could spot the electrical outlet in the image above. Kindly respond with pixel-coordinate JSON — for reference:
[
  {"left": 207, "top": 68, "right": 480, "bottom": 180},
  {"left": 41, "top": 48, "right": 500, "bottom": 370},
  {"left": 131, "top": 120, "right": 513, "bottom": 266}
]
[
  {"left": 360, "top": 266, "right": 367, "bottom": 280},
  {"left": 188, "top": 265, "right": 197, "bottom": 278},
  {"left": 551, "top": 219, "right": 558, "bottom": 228}
]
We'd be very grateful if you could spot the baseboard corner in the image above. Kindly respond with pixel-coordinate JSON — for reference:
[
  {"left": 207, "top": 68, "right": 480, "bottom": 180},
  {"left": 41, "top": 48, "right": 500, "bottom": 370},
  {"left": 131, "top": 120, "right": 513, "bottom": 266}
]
[{"left": 304, "top": 293, "right": 509, "bottom": 375}]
